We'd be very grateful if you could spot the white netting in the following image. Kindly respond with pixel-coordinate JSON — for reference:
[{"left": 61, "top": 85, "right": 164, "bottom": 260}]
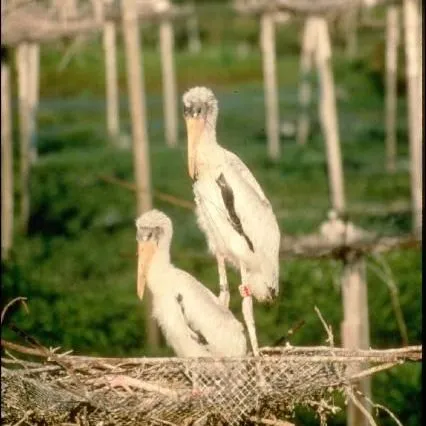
[{"left": 1, "top": 345, "right": 421, "bottom": 425}]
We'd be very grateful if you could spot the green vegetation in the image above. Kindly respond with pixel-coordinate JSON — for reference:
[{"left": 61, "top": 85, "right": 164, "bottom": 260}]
[{"left": 2, "top": 10, "right": 421, "bottom": 426}]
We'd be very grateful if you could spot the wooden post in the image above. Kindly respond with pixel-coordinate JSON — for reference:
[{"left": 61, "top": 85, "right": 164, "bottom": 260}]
[
  {"left": 418, "top": 2, "right": 422, "bottom": 110},
  {"left": 260, "top": 10, "right": 280, "bottom": 160},
  {"left": 121, "top": 0, "right": 159, "bottom": 350},
  {"left": 297, "top": 17, "right": 317, "bottom": 146},
  {"left": 402, "top": 0, "right": 422, "bottom": 237},
  {"left": 344, "top": 7, "right": 359, "bottom": 59},
  {"left": 1, "top": 59, "right": 14, "bottom": 260},
  {"left": 159, "top": 16, "right": 178, "bottom": 147},
  {"left": 28, "top": 42, "right": 40, "bottom": 164},
  {"left": 314, "top": 17, "right": 346, "bottom": 213},
  {"left": 341, "top": 256, "right": 371, "bottom": 426},
  {"left": 418, "top": 1, "right": 422, "bottom": 106},
  {"left": 16, "top": 43, "right": 31, "bottom": 234},
  {"left": 102, "top": 0, "right": 120, "bottom": 142},
  {"left": 385, "top": 6, "right": 400, "bottom": 173},
  {"left": 187, "top": 11, "right": 201, "bottom": 53}
]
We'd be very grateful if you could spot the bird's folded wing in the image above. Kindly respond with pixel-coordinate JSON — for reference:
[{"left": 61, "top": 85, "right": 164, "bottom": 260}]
[
  {"left": 175, "top": 293, "right": 212, "bottom": 349},
  {"left": 224, "top": 149, "right": 271, "bottom": 207}
]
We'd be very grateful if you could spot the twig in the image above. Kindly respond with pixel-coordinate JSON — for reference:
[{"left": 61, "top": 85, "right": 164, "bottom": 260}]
[
  {"left": 249, "top": 416, "right": 295, "bottom": 425},
  {"left": 98, "top": 174, "right": 194, "bottom": 210},
  {"left": 259, "top": 344, "right": 422, "bottom": 357},
  {"left": 314, "top": 306, "right": 334, "bottom": 347},
  {"left": 1, "top": 339, "right": 47, "bottom": 357},
  {"left": 346, "top": 361, "right": 401, "bottom": 382},
  {"left": 11, "top": 409, "right": 34, "bottom": 426},
  {"left": 150, "top": 417, "right": 179, "bottom": 426},
  {"left": 1, "top": 297, "right": 29, "bottom": 324},
  {"left": 370, "top": 402, "right": 403, "bottom": 426},
  {"left": 273, "top": 319, "right": 306, "bottom": 346},
  {"left": 345, "top": 386, "right": 378, "bottom": 426},
  {"left": 367, "top": 254, "right": 409, "bottom": 346},
  {"left": 91, "top": 375, "right": 180, "bottom": 399}
]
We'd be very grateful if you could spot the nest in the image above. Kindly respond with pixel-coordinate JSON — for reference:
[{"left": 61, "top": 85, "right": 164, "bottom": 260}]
[{"left": 1, "top": 342, "right": 421, "bottom": 426}]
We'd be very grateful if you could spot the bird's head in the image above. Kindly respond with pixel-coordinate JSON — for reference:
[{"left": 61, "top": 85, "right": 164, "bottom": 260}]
[
  {"left": 135, "top": 209, "right": 173, "bottom": 300},
  {"left": 182, "top": 86, "right": 218, "bottom": 179}
]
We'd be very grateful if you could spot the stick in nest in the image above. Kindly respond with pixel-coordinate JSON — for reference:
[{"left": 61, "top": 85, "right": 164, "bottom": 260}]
[
  {"left": 345, "top": 386, "right": 378, "bottom": 426},
  {"left": 314, "top": 306, "right": 334, "bottom": 347},
  {"left": 1, "top": 297, "right": 29, "bottom": 324}
]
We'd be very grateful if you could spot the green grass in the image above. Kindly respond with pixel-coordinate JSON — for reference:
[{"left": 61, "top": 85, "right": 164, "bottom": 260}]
[{"left": 2, "top": 18, "right": 421, "bottom": 426}]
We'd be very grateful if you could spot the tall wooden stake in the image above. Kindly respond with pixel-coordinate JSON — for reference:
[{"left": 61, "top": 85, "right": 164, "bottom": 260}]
[
  {"left": 187, "top": 3, "right": 201, "bottom": 53},
  {"left": 344, "top": 7, "right": 359, "bottom": 59},
  {"left": 341, "top": 256, "right": 371, "bottom": 426},
  {"left": 159, "top": 16, "right": 178, "bottom": 147},
  {"left": 314, "top": 17, "right": 346, "bottom": 213},
  {"left": 16, "top": 43, "right": 31, "bottom": 234},
  {"left": 103, "top": 1, "right": 120, "bottom": 142},
  {"left": 121, "top": 0, "right": 159, "bottom": 350},
  {"left": 402, "top": 0, "right": 422, "bottom": 237},
  {"left": 297, "top": 17, "right": 316, "bottom": 146},
  {"left": 260, "top": 10, "right": 280, "bottom": 160},
  {"left": 28, "top": 42, "right": 40, "bottom": 164},
  {"left": 385, "top": 6, "right": 400, "bottom": 173},
  {"left": 1, "top": 59, "right": 14, "bottom": 260}
]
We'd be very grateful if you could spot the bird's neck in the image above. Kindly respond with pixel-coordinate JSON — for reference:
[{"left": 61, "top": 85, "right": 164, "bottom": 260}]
[
  {"left": 146, "top": 249, "right": 171, "bottom": 287},
  {"left": 195, "top": 129, "right": 223, "bottom": 175}
]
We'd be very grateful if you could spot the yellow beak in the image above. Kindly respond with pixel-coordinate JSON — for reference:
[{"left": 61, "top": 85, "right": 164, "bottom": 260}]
[
  {"left": 185, "top": 117, "right": 205, "bottom": 179},
  {"left": 136, "top": 240, "right": 156, "bottom": 300}
]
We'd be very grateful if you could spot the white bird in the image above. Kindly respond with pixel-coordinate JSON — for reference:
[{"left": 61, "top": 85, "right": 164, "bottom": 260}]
[
  {"left": 182, "top": 86, "right": 281, "bottom": 356},
  {"left": 136, "top": 209, "right": 247, "bottom": 357}
]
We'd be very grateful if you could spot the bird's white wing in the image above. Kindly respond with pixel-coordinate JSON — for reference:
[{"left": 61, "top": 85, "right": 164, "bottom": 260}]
[
  {"left": 174, "top": 269, "right": 247, "bottom": 356},
  {"left": 224, "top": 149, "right": 271, "bottom": 207}
]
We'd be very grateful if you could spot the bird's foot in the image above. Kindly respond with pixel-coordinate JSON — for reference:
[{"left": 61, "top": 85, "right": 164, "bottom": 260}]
[
  {"left": 239, "top": 284, "right": 251, "bottom": 298},
  {"left": 103, "top": 375, "right": 144, "bottom": 394},
  {"left": 190, "top": 388, "right": 203, "bottom": 398},
  {"left": 218, "top": 289, "right": 230, "bottom": 308}
]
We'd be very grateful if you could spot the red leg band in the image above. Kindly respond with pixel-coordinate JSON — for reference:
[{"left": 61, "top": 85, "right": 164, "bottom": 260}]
[{"left": 239, "top": 285, "right": 251, "bottom": 298}]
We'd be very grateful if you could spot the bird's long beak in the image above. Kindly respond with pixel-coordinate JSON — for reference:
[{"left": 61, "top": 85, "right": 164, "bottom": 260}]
[
  {"left": 185, "top": 117, "right": 205, "bottom": 179},
  {"left": 137, "top": 240, "right": 156, "bottom": 300}
]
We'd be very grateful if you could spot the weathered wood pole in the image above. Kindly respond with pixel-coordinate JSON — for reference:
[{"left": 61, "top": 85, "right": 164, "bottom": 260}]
[
  {"left": 102, "top": 0, "right": 120, "bottom": 142},
  {"left": 418, "top": 2, "right": 423, "bottom": 109},
  {"left": 344, "top": 6, "right": 359, "bottom": 59},
  {"left": 16, "top": 43, "right": 31, "bottom": 234},
  {"left": 187, "top": 4, "right": 201, "bottom": 53},
  {"left": 297, "top": 17, "right": 317, "bottom": 146},
  {"left": 1, "top": 58, "right": 14, "bottom": 260},
  {"left": 159, "top": 15, "right": 178, "bottom": 147},
  {"left": 121, "top": 0, "right": 159, "bottom": 350},
  {"left": 314, "top": 17, "right": 346, "bottom": 213},
  {"left": 402, "top": 0, "right": 422, "bottom": 237},
  {"left": 28, "top": 42, "right": 40, "bottom": 164},
  {"left": 260, "top": 10, "right": 280, "bottom": 160},
  {"left": 341, "top": 255, "right": 371, "bottom": 426},
  {"left": 385, "top": 6, "right": 400, "bottom": 173},
  {"left": 418, "top": 1, "right": 422, "bottom": 108}
]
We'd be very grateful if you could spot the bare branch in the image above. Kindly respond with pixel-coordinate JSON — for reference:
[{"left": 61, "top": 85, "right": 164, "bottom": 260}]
[
  {"left": 315, "top": 306, "right": 334, "bottom": 346},
  {"left": 345, "top": 386, "right": 378, "bottom": 426},
  {"left": 1, "top": 297, "right": 29, "bottom": 325}
]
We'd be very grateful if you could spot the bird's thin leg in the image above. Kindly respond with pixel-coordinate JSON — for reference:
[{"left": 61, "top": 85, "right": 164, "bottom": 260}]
[
  {"left": 239, "top": 263, "right": 259, "bottom": 356},
  {"left": 217, "top": 254, "right": 230, "bottom": 308}
]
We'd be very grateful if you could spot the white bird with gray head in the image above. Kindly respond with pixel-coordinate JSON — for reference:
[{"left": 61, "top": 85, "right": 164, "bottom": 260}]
[
  {"left": 182, "top": 86, "right": 281, "bottom": 355},
  {"left": 136, "top": 209, "right": 247, "bottom": 357}
]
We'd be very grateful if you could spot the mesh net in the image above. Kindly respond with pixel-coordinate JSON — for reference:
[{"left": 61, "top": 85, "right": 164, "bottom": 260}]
[{"left": 1, "top": 345, "right": 421, "bottom": 425}]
